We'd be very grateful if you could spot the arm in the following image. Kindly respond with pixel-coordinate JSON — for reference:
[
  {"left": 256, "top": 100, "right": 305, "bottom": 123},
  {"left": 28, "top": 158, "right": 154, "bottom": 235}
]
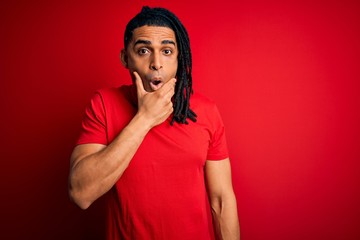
[
  {"left": 205, "top": 158, "right": 240, "bottom": 240},
  {"left": 68, "top": 72, "right": 176, "bottom": 209}
]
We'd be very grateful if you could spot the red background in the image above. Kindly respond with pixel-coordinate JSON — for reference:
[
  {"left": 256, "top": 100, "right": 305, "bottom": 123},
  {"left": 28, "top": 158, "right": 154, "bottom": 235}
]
[{"left": 1, "top": 0, "right": 360, "bottom": 239}]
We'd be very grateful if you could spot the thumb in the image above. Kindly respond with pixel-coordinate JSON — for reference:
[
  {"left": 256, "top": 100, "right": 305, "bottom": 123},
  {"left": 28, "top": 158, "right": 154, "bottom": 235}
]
[{"left": 133, "top": 71, "right": 146, "bottom": 96}]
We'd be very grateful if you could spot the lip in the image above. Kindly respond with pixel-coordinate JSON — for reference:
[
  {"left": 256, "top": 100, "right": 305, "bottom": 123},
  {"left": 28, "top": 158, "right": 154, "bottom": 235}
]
[
  {"left": 149, "top": 79, "right": 164, "bottom": 91},
  {"left": 147, "top": 76, "right": 164, "bottom": 91}
]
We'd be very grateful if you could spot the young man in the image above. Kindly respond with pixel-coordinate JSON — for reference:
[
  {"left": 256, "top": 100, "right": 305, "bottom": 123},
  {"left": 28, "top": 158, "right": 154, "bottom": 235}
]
[{"left": 69, "top": 6, "right": 240, "bottom": 240}]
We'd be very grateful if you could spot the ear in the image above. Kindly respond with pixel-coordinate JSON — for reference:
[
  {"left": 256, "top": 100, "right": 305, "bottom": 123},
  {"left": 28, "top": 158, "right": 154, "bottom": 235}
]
[{"left": 120, "top": 49, "right": 128, "bottom": 68}]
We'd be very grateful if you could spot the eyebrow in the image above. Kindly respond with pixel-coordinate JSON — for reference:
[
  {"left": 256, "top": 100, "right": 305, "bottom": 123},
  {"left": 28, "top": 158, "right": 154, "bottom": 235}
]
[{"left": 134, "top": 39, "right": 176, "bottom": 46}]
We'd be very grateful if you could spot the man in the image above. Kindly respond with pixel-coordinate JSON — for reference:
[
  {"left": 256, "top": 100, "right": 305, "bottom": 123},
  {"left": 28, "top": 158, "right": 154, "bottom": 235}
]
[{"left": 69, "top": 6, "right": 240, "bottom": 240}]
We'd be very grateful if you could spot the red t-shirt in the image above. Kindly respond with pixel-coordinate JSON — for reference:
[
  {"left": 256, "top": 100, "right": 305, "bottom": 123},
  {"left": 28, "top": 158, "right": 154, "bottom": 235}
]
[{"left": 77, "top": 85, "right": 229, "bottom": 240}]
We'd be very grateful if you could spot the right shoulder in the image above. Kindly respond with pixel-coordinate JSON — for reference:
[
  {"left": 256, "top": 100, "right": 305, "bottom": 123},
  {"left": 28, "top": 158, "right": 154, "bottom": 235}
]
[
  {"left": 94, "top": 85, "right": 130, "bottom": 99},
  {"left": 90, "top": 85, "right": 134, "bottom": 106}
]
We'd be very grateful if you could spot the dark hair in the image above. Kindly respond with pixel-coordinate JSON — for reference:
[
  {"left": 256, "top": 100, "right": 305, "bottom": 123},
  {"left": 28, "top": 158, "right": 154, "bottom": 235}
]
[{"left": 124, "top": 6, "right": 197, "bottom": 125}]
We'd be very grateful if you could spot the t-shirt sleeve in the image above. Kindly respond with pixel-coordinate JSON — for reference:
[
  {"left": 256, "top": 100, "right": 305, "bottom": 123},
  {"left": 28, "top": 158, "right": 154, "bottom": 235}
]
[
  {"left": 206, "top": 104, "right": 229, "bottom": 160},
  {"left": 76, "top": 92, "right": 108, "bottom": 145}
]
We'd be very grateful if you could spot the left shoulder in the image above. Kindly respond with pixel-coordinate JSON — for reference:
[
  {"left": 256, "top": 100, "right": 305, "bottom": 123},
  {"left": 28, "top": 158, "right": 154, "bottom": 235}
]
[
  {"left": 190, "top": 91, "right": 217, "bottom": 109},
  {"left": 189, "top": 91, "right": 223, "bottom": 123}
]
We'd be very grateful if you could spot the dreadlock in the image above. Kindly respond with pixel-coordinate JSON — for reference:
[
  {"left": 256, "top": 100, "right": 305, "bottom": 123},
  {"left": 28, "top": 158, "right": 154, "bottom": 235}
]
[{"left": 124, "top": 6, "right": 197, "bottom": 125}]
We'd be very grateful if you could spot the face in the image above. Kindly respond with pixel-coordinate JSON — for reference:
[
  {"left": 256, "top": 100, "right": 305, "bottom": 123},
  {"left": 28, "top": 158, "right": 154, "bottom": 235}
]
[{"left": 121, "top": 25, "right": 178, "bottom": 92}]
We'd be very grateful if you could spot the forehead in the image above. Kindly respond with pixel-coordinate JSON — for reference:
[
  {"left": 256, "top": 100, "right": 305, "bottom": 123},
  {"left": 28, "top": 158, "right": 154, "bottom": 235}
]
[{"left": 131, "top": 25, "right": 177, "bottom": 43}]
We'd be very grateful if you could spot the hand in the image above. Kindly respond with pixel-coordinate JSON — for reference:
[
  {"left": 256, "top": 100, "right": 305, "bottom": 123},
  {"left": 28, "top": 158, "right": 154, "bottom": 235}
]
[{"left": 134, "top": 71, "right": 176, "bottom": 128}]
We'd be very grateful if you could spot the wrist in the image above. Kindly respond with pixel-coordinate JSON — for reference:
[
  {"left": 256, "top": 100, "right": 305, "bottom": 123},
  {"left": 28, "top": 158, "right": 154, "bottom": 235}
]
[{"left": 131, "top": 112, "right": 154, "bottom": 132}]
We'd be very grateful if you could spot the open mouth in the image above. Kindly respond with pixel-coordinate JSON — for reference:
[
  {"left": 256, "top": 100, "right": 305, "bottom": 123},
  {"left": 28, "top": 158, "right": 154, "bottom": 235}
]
[
  {"left": 152, "top": 80, "right": 161, "bottom": 85},
  {"left": 149, "top": 79, "right": 163, "bottom": 91}
]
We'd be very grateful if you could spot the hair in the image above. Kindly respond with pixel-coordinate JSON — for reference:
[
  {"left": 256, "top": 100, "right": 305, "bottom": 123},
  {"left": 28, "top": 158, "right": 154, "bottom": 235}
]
[{"left": 124, "top": 6, "right": 197, "bottom": 125}]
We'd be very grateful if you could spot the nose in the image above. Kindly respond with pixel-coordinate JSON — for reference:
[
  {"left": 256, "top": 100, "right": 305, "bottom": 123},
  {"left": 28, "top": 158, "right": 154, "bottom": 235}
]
[{"left": 150, "top": 52, "right": 163, "bottom": 70}]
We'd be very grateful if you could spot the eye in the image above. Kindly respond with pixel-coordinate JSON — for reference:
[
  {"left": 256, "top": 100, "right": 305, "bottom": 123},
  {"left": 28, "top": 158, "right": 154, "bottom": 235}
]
[
  {"left": 138, "top": 48, "right": 150, "bottom": 55},
  {"left": 163, "top": 49, "right": 172, "bottom": 55}
]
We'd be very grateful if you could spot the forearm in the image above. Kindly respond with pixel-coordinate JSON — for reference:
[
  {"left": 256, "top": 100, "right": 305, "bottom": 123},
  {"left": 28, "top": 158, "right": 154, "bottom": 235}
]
[
  {"left": 69, "top": 113, "right": 151, "bottom": 209},
  {"left": 211, "top": 192, "right": 240, "bottom": 240}
]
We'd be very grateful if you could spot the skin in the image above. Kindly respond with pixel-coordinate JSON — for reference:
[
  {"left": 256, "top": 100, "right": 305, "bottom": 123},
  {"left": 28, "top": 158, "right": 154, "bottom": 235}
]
[
  {"left": 68, "top": 25, "right": 239, "bottom": 239},
  {"left": 121, "top": 25, "right": 178, "bottom": 92}
]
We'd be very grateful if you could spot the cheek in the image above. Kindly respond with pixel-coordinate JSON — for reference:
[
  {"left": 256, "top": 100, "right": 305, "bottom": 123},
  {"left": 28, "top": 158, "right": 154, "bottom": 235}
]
[
  {"left": 128, "top": 54, "right": 146, "bottom": 67},
  {"left": 128, "top": 60, "right": 147, "bottom": 73},
  {"left": 170, "top": 59, "right": 178, "bottom": 76}
]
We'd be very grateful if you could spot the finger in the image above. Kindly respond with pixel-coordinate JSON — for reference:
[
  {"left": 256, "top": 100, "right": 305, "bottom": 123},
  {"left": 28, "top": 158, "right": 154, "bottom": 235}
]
[
  {"left": 166, "top": 101, "right": 174, "bottom": 114},
  {"left": 133, "top": 71, "right": 146, "bottom": 96},
  {"left": 168, "top": 77, "right": 177, "bottom": 87},
  {"left": 160, "top": 78, "right": 177, "bottom": 94},
  {"left": 163, "top": 86, "right": 176, "bottom": 102}
]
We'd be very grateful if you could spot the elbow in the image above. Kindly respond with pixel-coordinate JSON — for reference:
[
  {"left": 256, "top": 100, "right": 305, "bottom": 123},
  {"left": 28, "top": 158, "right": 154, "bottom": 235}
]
[
  {"left": 210, "top": 197, "right": 222, "bottom": 217},
  {"left": 68, "top": 186, "right": 92, "bottom": 210},
  {"left": 210, "top": 192, "right": 237, "bottom": 217}
]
